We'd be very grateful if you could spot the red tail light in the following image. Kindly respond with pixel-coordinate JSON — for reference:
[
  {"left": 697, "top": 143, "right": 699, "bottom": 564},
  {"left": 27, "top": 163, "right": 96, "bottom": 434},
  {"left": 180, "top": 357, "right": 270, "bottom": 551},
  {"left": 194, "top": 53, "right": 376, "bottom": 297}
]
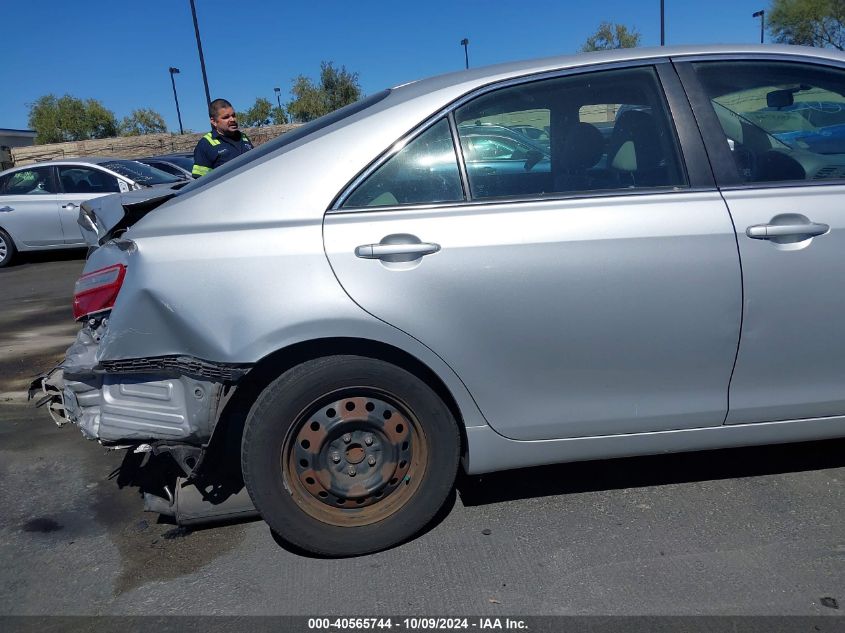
[{"left": 73, "top": 264, "right": 127, "bottom": 320}]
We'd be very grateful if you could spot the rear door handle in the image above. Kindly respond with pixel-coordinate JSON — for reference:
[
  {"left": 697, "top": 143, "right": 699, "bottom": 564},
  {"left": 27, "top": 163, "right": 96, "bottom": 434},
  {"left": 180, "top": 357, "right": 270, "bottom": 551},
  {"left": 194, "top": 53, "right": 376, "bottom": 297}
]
[
  {"left": 61, "top": 203, "right": 79, "bottom": 210},
  {"left": 746, "top": 222, "right": 829, "bottom": 239},
  {"left": 355, "top": 242, "right": 440, "bottom": 259},
  {"left": 0, "top": 206, "right": 13, "bottom": 212}
]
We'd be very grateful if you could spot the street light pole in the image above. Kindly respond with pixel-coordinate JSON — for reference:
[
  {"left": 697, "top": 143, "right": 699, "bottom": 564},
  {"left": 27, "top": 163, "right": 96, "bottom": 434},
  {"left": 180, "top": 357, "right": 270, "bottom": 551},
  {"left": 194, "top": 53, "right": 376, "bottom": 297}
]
[
  {"left": 660, "top": 0, "right": 665, "bottom": 46},
  {"left": 753, "top": 9, "right": 765, "bottom": 44},
  {"left": 274, "top": 87, "right": 283, "bottom": 124},
  {"left": 168, "top": 67, "right": 184, "bottom": 135},
  {"left": 460, "top": 38, "right": 469, "bottom": 69},
  {"left": 189, "top": 0, "right": 212, "bottom": 107}
]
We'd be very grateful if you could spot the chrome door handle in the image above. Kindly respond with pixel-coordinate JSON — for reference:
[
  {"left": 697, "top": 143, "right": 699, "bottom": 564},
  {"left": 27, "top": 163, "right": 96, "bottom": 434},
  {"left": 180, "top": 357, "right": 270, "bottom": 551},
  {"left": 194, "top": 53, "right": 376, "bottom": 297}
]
[
  {"left": 355, "top": 242, "right": 441, "bottom": 259},
  {"left": 0, "top": 206, "right": 13, "bottom": 212},
  {"left": 746, "top": 222, "right": 829, "bottom": 239},
  {"left": 62, "top": 203, "right": 79, "bottom": 210}
]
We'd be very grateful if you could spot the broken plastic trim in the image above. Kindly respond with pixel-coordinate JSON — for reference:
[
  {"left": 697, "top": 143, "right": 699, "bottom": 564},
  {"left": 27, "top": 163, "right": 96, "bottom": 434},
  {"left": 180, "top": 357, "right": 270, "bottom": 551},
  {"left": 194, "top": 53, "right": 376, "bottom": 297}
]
[{"left": 97, "top": 355, "right": 251, "bottom": 383}]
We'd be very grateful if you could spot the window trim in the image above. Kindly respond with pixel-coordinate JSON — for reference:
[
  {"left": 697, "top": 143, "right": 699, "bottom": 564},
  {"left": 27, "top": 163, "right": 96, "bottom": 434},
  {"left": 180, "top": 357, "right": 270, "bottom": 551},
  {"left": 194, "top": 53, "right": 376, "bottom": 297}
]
[
  {"left": 330, "top": 58, "right": 699, "bottom": 214},
  {"left": 673, "top": 54, "right": 845, "bottom": 190},
  {"left": 655, "top": 63, "right": 713, "bottom": 188},
  {"left": 447, "top": 112, "right": 472, "bottom": 201}
]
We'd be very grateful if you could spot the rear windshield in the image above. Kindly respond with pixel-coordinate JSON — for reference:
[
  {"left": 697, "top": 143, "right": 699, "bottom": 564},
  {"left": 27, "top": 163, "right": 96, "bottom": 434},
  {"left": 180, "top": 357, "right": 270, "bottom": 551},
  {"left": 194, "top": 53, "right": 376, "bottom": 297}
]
[
  {"left": 100, "top": 160, "right": 182, "bottom": 185},
  {"left": 158, "top": 156, "right": 194, "bottom": 171},
  {"left": 176, "top": 89, "right": 391, "bottom": 194}
]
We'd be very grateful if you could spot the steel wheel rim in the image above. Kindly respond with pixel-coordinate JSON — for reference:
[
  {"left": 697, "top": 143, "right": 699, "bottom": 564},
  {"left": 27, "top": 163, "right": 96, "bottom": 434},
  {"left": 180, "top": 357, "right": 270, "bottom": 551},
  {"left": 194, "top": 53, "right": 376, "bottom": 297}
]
[{"left": 282, "top": 388, "right": 428, "bottom": 527}]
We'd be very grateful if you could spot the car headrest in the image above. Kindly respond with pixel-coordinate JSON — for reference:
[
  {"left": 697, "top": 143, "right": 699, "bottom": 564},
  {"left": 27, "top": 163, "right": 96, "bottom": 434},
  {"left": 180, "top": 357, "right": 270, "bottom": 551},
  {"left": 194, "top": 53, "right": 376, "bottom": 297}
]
[
  {"left": 608, "top": 109, "right": 662, "bottom": 172},
  {"left": 559, "top": 122, "right": 605, "bottom": 171}
]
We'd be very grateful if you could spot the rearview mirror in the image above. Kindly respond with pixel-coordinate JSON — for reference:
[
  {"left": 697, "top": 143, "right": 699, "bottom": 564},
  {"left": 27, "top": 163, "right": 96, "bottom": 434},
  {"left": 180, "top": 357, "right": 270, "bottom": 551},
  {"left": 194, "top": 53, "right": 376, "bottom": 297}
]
[{"left": 767, "top": 89, "right": 794, "bottom": 108}]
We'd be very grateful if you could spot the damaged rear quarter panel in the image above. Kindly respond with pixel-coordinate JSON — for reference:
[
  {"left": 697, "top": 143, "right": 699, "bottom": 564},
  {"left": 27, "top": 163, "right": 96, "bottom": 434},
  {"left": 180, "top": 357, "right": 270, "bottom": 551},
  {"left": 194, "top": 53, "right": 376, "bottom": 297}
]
[
  {"left": 92, "top": 222, "right": 489, "bottom": 435},
  {"left": 79, "top": 117, "right": 490, "bottom": 437}
]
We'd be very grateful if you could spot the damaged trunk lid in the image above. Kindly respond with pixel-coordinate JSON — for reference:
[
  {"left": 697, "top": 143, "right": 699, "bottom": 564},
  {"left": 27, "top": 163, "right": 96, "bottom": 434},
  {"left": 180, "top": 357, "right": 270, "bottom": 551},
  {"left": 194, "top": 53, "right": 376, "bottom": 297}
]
[{"left": 78, "top": 183, "right": 185, "bottom": 246}]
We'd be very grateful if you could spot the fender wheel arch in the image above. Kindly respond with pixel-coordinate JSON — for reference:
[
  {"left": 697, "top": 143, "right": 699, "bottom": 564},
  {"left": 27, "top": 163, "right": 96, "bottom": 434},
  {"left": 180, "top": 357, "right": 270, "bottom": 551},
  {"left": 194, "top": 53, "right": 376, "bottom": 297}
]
[{"left": 201, "top": 338, "right": 468, "bottom": 484}]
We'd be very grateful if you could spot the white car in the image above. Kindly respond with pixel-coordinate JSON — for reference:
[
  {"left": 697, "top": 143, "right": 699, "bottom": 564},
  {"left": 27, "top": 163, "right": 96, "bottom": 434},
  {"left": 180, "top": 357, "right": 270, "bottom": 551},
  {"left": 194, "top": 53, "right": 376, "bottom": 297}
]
[{"left": 0, "top": 157, "right": 182, "bottom": 267}]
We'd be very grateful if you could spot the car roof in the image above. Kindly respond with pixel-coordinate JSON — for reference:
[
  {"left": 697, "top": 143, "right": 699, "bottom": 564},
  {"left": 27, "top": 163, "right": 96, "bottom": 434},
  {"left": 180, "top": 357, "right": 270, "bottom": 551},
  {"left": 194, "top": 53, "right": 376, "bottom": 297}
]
[
  {"left": 40, "top": 156, "right": 125, "bottom": 165},
  {"left": 0, "top": 156, "right": 139, "bottom": 178},
  {"left": 388, "top": 44, "right": 844, "bottom": 103},
  {"left": 162, "top": 43, "right": 845, "bottom": 202}
]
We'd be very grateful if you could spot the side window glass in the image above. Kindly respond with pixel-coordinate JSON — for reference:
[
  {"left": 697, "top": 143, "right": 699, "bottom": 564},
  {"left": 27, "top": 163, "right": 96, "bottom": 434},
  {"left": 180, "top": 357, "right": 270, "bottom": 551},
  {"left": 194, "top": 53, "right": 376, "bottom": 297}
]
[
  {"left": 454, "top": 66, "right": 687, "bottom": 200},
  {"left": 342, "top": 119, "right": 464, "bottom": 208},
  {"left": 693, "top": 61, "right": 845, "bottom": 183},
  {"left": 3, "top": 167, "right": 55, "bottom": 195},
  {"left": 59, "top": 166, "right": 120, "bottom": 194}
]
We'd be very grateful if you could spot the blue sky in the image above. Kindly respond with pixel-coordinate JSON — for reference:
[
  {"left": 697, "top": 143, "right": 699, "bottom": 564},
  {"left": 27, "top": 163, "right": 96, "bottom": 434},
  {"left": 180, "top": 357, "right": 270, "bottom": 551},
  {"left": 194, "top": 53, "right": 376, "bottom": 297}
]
[{"left": 2, "top": 0, "right": 773, "bottom": 134}]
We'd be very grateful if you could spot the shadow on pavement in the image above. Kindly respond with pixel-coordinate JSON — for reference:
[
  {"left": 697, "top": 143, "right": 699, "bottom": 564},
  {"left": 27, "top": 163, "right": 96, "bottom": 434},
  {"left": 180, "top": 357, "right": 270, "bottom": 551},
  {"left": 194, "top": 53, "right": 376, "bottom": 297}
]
[
  {"left": 268, "top": 486, "right": 459, "bottom": 559},
  {"left": 11, "top": 248, "right": 87, "bottom": 266},
  {"left": 456, "top": 438, "right": 845, "bottom": 506}
]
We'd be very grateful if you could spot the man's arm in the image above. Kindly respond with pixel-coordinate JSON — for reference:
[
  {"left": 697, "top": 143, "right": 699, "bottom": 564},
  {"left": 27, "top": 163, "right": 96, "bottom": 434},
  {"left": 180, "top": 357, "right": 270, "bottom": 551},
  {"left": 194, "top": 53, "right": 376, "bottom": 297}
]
[{"left": 192, "top": 138, "right": 213, "bottom": 178}]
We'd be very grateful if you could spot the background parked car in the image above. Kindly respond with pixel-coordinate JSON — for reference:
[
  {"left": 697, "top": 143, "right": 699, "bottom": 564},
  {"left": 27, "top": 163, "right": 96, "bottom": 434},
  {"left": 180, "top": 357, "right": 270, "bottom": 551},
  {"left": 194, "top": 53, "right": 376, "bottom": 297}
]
[
  {"left": 137, "top": 153, "right": 194, "bottom": 180},
  {"left": 0, "top": 157, "right": 182, "bottom": 267},
  {"left": 507, "top": 124, "right": 551, "bottom": 150}
]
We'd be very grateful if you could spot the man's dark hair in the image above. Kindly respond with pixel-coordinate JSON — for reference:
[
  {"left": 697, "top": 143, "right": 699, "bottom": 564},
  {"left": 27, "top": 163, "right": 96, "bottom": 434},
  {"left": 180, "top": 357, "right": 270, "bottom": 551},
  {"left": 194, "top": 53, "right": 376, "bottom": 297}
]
[{"left": 209, "top": 98, "right": 233, "bottom": 118}]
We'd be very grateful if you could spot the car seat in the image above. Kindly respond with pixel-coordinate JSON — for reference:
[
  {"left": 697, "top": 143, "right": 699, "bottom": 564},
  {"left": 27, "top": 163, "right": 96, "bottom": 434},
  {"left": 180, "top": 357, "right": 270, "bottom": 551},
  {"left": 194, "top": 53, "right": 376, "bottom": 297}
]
[
  {"left": 554, "top": 122, "right": 605, "bottom": 192},
  {"left": 607, "top": 110, "right": 666, "bottom": 187}
]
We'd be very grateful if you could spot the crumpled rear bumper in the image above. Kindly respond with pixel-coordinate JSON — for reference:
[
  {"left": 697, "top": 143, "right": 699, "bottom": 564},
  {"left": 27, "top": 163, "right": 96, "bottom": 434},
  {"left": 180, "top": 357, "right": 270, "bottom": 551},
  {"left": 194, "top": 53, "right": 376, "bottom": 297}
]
[{"left": 30, "top": 318, "right": 228, "bottom": 445}]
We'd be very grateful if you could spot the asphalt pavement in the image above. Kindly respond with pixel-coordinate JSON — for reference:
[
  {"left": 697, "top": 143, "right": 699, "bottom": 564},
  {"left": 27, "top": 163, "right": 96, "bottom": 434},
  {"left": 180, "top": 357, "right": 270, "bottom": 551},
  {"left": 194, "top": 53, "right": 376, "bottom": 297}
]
[{"left": 0, "top": 254, "right": 843, "bottom": 617}]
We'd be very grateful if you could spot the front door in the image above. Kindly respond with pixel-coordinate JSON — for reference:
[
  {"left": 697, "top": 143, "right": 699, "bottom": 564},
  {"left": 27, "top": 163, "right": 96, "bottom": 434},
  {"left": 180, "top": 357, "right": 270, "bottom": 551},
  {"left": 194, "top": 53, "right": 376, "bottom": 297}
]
[{"left": 688, "top": 59, "right": 845, "bottom": 424}]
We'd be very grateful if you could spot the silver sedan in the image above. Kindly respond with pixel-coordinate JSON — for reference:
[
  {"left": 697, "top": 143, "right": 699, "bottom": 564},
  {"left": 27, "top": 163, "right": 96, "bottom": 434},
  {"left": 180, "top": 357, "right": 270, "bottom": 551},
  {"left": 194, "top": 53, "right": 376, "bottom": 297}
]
[
  {"left": 0, "top": 157, "right": 182, "bottom": 266},
  {"left": 34, "top": 44, "right": 845, "bottom": 556}
]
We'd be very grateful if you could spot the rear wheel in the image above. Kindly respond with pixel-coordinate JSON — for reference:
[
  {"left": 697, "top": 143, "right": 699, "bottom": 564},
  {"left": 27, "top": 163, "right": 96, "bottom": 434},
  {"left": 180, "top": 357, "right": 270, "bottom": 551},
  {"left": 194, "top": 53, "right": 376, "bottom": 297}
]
[
  {"left": 0, "top": 229, "right": 16, "bottom": 268},
  {"left": 241, "top": 355, "right": 460, "bottom": 556}
]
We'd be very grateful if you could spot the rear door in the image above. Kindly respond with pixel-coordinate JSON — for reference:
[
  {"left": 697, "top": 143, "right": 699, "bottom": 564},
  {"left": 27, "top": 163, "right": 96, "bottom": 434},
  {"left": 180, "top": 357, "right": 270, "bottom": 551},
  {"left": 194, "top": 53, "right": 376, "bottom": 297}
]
[
  {"left": 679, "top": 57, "right": 845, "bottom": 424},
  {"left": 56, "top": 165, "right": 122, "bottom": 244},
  {"left": 0, "top": 166, "right": 63, "bottom": 246},
  {"left": 324, "top": 63, "right": 743, "bottom": 441}
]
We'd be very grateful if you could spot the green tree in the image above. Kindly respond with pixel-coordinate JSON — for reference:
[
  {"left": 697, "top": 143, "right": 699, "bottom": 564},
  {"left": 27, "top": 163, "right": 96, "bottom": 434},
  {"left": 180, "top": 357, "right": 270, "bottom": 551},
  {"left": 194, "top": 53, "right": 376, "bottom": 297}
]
[
  {"left": 28, "top": 94, "right": 118, "bottom": 144},
  {"left": 119, "top": 108, "right": 168, "bottom": 136},
  {"left": 238, "top": 97, "right": 276, "bottom": 127},
  {"left": 271, "top": 105, "right": 288, "bottom": 125},
  {"left": 287, "top": 62, "right": 362, "bottom": 123},
  {"left": 580, "top": 21, "right": 642, "bottom": 52},
  {"left": 768, "top": 0, "right": 845, "bottom": 49}
]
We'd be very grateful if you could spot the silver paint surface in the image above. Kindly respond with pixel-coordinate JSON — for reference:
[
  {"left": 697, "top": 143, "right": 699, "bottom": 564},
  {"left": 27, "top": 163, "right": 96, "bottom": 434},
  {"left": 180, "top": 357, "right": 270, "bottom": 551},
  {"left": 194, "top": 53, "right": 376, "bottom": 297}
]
[{"left": 50, "top": 44, "right": 845, "bottom": 470}]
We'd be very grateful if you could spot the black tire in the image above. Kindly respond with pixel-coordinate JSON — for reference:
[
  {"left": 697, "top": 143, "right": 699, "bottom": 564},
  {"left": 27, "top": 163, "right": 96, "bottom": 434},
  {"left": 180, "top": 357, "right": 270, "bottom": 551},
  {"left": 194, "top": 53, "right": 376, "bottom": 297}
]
[
  {"left": 0, "top": 229, "right": 16, "bottom": 268},
  {"left": 241, "top": 355, "right": 460, "bottom": 556}
]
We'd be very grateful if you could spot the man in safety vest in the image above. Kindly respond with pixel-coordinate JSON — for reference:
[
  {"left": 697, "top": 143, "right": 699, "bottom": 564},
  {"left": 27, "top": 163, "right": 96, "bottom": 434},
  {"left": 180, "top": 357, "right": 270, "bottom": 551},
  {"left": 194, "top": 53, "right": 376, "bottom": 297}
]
[{"left": 192, "top": 98, "right": 254, "bottom": 177}]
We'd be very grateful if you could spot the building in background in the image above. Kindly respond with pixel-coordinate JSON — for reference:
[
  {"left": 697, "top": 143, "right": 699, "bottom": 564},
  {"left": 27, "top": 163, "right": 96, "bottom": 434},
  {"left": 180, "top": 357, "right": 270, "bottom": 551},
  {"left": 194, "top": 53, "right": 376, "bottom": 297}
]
[{"left": 0, "top": 129, "right": 37, "bottom": 170}]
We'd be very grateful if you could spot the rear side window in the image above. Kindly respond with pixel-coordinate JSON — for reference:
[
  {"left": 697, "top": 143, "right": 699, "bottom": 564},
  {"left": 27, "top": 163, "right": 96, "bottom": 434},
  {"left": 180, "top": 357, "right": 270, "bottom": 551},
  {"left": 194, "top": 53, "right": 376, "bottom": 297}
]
[
  {"left": 454, "top": 66, "right": 687, "bottom": 200},
  {"left": 58, "top": 166, "right": 120, "bottom": 194},
  {"left": 1, "top": 167, "right": 55, "bottom": 195},
  {"left": 693, "top": 61, "right": 845, "bottom": 183},
  {"left": 342, "top": 118, "right": 464, "bottom": 208}
]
